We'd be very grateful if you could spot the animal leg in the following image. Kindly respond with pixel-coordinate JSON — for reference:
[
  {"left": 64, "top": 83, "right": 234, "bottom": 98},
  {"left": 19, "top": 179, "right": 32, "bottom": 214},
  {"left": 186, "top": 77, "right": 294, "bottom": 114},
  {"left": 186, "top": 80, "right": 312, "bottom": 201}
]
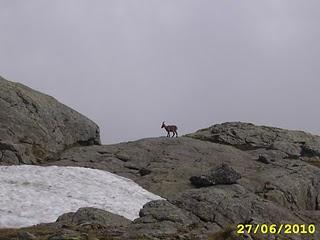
[
  {"left": 171, "top": 131, "right": 175, "bottom": 138},
  {"left": 175, "top": 131, "right": 178, "bottom": 137}
]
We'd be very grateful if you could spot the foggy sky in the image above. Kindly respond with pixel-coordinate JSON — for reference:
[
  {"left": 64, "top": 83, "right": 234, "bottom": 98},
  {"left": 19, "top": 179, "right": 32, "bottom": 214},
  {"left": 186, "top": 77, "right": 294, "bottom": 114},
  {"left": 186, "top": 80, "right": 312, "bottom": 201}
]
[{"left": 1, "top": 0, "right": 320, "bottom": 144}]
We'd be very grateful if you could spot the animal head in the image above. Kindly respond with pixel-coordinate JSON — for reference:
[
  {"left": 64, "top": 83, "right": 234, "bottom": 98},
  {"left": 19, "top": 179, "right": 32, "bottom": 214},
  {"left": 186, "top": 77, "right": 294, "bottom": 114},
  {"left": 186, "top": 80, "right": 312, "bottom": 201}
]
[{"left": 161, "top": 121, "right": 165, "bottom": 128}]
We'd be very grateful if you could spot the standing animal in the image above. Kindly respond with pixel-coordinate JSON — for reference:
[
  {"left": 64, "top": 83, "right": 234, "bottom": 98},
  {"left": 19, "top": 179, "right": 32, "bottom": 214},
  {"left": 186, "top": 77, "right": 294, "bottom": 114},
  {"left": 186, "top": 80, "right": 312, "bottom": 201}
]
[{"left": 161, "top": 121, "right": 178, "bottom": 137}]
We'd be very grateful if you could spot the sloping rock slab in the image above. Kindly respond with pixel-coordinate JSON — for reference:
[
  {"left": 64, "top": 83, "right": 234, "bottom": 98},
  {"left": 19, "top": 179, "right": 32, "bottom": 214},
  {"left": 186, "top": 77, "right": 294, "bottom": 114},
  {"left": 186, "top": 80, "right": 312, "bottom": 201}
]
[{"left": 0, "top": 76, "right": 100, "bottom": 164}]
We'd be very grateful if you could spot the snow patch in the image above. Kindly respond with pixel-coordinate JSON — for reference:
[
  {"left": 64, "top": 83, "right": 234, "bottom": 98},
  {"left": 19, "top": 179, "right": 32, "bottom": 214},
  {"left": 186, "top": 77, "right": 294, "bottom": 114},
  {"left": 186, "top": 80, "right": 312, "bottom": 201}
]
[{"left": 0, "top": 165, "right": 162, "bottom": 228}]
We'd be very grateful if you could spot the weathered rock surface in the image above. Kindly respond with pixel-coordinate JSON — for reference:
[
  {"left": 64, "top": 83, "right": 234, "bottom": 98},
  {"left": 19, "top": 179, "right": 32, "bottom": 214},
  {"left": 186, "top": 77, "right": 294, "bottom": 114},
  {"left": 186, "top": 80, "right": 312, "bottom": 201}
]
[
  {"left": 190, "top": 163, "right": 241, "bottom": 187},
  {"left": 187, "top": 122, "right": 320, "bottom": 158},
  {"left": 45, "top": 137, "right": 248, "bottom": 198},
  {"left": 56, "top": 207, "right": 131, "bottom": 227},
  {"left": 0, "top": 76, "right": 100, "bottom": 165},
  {"left": 46, "top": 136, "right": 320, "bottom": 211},
  {"left": 39, "top": 136, "right": 320, "bottom": 239},
  {"left": 128, "top": 200, "right": 205, "bottom": 239},
  {"left": 172, "top": 185, "right": 301, "bottom": 227}
]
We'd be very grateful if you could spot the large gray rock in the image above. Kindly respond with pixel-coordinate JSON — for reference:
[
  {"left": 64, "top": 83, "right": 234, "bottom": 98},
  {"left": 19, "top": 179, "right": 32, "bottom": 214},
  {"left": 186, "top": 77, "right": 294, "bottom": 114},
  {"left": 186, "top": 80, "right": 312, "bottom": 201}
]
[
  {"left": 171, "top": 185, "right": 320, "bottom": 240},
  {"left": 171, "top": 184, "right": 301, "bottom": 226},
  {"left": 56, "top": 207, "right": 131, "bottom": 227},
  {"left": 0, "top": 76, "right": 100, "bottom": 164},
  {"left": 190, "top": 163, "right": 241, "bottom": 187},
  {"left": 186, "top": 122, "right": 320, "bottom": 159},
  {"left": 128, "top": 200, "right": 205, "bottom": 239}
]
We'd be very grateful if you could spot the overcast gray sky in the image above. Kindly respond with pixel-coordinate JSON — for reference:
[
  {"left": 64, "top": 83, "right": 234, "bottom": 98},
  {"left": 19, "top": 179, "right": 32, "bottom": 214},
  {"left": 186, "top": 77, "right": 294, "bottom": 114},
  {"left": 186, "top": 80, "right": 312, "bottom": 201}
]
[{"left": 1, "top": 0, "right": 320, "bottom": 144}]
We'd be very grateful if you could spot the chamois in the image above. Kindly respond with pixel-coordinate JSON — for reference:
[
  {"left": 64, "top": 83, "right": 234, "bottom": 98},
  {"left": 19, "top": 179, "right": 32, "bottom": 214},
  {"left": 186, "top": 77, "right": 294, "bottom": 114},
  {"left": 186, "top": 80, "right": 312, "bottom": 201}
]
[{"left": 161, "top": 121, "right": 178, "bottom": 137}]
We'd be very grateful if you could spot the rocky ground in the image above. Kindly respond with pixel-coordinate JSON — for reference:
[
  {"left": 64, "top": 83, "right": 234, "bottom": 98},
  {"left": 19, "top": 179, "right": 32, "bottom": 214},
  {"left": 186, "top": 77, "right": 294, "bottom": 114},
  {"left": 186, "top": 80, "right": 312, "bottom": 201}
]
[{"left": 0, "top": 76, "right": 319, "bottom": 239}]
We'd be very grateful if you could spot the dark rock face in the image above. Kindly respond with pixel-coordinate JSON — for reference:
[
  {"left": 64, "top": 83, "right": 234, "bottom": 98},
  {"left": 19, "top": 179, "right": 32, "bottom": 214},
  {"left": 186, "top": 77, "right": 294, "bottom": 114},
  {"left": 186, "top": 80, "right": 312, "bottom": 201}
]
[
  {"left": 139, "top": 167, "right": 152, "bottom": 176},
  {"left": 257, "top": 154, "right": 272, "bottom": 164},
  {"left": 189, "top": 175, "right": 213, "bottom": 187},
  {"left": 0, "top": 76, "right": 100, "bottom": 165},
  {"left": 190, "top": 164, "right": 241, "bottom": 187}
]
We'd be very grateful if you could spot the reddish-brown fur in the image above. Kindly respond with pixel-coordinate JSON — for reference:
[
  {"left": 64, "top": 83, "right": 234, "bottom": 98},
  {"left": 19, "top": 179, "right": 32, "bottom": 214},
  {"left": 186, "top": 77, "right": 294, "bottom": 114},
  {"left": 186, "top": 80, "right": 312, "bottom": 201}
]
[{"left": 161, "top": 121, "right": 178, "bottom": 137}]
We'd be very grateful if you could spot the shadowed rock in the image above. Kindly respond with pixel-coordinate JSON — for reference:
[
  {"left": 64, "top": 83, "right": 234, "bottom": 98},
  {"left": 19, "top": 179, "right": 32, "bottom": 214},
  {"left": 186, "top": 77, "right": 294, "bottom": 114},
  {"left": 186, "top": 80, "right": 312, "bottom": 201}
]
[
  {"left": 139, "top": 167, "right": 152, "bottom": 176},
  {"left": 257, "top": 154, "right": 272, "bottom": 164},
  {"left": 190, "top": 164, "right": 241, "bottom": 187}
]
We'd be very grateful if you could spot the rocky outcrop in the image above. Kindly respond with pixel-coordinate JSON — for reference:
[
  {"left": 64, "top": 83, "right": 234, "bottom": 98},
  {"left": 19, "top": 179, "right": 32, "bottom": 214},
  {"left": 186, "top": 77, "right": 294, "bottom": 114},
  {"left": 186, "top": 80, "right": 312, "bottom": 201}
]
[
  {"left": 172, "top": 185, "right": 302, "bottom": 227},
  {"left": 190, "top": 163, "right": 241, "bottom": 187},
  {"left": 128, "top": 200, "right": 204, "bottom": 239},
  {"left": 56, "top": 207, "right": 131, "bottom": 227},
  {"left": 0, "top": 76, "right": 100, "bottom": 165},
  {"left": 187, "top": 122, "right": 320, "bottom": 158}
]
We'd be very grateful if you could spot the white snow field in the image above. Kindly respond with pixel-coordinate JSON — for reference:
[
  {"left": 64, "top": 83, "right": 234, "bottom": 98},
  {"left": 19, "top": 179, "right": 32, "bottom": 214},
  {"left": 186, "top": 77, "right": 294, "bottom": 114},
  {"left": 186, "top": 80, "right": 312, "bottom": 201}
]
[{"left": 0, "top": 165, "right": 162, "bottom": 228}]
